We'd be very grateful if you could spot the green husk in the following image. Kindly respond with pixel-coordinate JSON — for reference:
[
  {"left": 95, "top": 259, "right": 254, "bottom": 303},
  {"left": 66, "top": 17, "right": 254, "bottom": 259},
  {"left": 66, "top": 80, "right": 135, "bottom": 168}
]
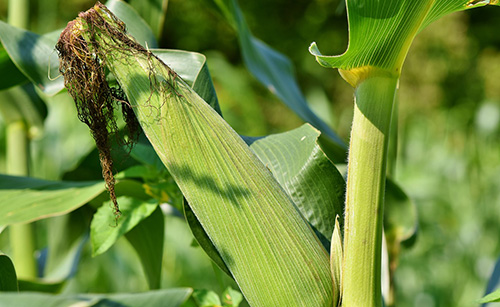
[{"left": 56, "top": 3, "right": 333, "bottom": 306}]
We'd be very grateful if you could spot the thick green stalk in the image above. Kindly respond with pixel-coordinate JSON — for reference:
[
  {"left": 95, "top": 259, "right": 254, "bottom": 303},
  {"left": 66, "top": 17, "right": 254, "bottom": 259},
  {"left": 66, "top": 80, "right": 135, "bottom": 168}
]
[
  {"left": 6, "top": 121, "right": 37, "bottom": 279},
  {"left": 342, "top": 75, "right": 398, "bottom": 307}
]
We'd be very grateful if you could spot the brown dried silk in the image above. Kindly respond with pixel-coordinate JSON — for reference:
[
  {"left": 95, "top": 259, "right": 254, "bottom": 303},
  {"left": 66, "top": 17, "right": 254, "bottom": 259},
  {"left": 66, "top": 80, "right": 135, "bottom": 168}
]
[{"left": 56, "top": 2, "right": 143, "bottom": 217}]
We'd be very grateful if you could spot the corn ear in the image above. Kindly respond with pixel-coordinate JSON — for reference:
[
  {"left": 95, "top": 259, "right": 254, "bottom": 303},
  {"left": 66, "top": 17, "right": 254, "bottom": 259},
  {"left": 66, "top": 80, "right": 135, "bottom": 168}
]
[{"left": 57, "top": 4, "right": 334, "bottom": 306}]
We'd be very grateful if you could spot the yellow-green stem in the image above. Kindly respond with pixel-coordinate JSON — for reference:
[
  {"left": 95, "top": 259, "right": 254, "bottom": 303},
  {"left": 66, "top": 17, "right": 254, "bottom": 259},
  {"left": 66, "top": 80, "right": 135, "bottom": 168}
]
[
  {"left": 342, "top": 75, "right": 398, "bottom": 307},
  {"left": 7, "top": 121, "right": 37, "bottom": 279},
  {"left": 8, "top": 0, "right": 29, "bottom": 29},
  {"left": 6, "top": 0, "right": 38, "bottom": 280}
]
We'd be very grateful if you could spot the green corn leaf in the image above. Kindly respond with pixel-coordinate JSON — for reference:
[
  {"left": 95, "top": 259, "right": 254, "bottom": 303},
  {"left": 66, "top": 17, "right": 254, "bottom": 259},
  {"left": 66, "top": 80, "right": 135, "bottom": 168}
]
[
  {"left": 106, "top": 0, "right": 158, "bottom": 48},
  {"left": 0, "top": 47, "right": 28, "bottom": 90},
  {"left": 153, "top": 49, "right": 221, "bottom": 113},
  {"left": 0, "top": 175, "right": 105, "bottom": 226},
  {"left": 184, "top": 201, "right": 232, "bottom": 277},
  {"left": 212, "top": 0, "right": 346, "bottom": 159},
  {"left": 246, "top": 124, "right": 345, "bottom": 247},
  {"left": 192, "top": 289, "right": 222, "bottom": 307},
  {"left": 0, "top": 23, "right": 61, "bottom": 95},
  {"left": 90, "top": 196, "right": 158, "bottom": 257},
  {"left": 478, "top": 288, "right": 500, "bottom": 303},
  {"left": 125, "top": 205, "right": 165, "bottom": 290},
  {"left": 60, "top": 4, "right": 333, "bottom": 306},
  {"left": 310, "top": 0, "right": 499, "bottom": 86},
  {"left": 43, "top": 211, "right": 90, "bottom": 281},
  {"left": 481, "top": 256, "right": 500, "bottom": 305},
  {"left": 0, "top": 253, "right": 18, "bottom": 291},
  {"left": 222, "top": 287, "right": 243, "bottom": 307},
  {"left": 0, "top": 288, "right": 193, "bottom": 307},
  {"left": 186, "top": 124, "right": 346, "bottom": 278},
  {"left": 128, "top": 0, "right": 168, "bottom": 39}
]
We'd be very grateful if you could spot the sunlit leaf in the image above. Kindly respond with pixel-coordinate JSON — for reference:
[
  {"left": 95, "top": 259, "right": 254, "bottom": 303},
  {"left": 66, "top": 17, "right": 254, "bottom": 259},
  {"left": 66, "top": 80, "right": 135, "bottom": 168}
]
[
  {"left": 310, "top": 0, "right": 499, "bottom": 86},
  {"left": 246, "top": 124, "right": 345, "bottom": 247},
  {"left": 0, "top": 175, "right": 105, "bottom": 226},
  {"left": 479, "top": 288, "right": 500, "bottom": 303},
  {"left": 192, "top": 289, "right": 222, "bottom": 307},
  {"left": 186, "top": 125, "right": 346, "bottom": 278},
  {"left": 221, "top": 287, "right": 243, "bottom": 307},
  {"left": 90, "top": 196, "right": 158, "bottom": 256}
]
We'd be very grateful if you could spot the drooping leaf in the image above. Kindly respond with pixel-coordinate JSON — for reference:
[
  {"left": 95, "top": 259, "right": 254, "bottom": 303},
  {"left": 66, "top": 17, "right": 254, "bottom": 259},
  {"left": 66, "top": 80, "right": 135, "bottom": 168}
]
[
  {"left": 0, "top": 175, "right": 105, "bottom": 226},
  {"left": 0, "top": 22, "right": 61, "bottom": 95},
  {"left": 212, "top": 0, "right": 346, "bottom": 159},
  {"left": 310, "top": 0, "right": 499, "bottom": 86},
  {"left": 125, "top": 205, "right": 164, "bottom": 290},
  {"left": 60, "top": 5, "right": 333, "bottom": 306},
  {"left": 0, "top": 253, "right": 18, "bottom": 291},
  {"left": 90, "top": 196, "right": 158, "bottom": 256},
  {"left": 0, "top": 288, "right": 193, "bottom": 307}
]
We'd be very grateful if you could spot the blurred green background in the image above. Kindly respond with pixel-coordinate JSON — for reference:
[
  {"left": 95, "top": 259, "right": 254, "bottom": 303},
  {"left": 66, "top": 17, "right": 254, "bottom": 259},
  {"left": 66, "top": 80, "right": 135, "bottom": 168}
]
[{"left": 1, "top": 0, "right": 499, "bottom": 306}]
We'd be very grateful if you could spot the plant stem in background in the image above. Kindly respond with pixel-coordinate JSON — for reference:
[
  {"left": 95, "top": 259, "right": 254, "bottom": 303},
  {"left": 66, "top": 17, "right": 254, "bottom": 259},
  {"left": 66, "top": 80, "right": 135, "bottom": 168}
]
[
  {"left": 7, "top": 0, "right": 29, "bottom": 29},
  {"left": 342, "top": 75, "right": 398, "bottom": 307},
  {"left": 6, "top": 0, "right": 37, "bottom": 280},
  {"left": 6, "top": 121, "right": 37, "bottom": 279}
]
